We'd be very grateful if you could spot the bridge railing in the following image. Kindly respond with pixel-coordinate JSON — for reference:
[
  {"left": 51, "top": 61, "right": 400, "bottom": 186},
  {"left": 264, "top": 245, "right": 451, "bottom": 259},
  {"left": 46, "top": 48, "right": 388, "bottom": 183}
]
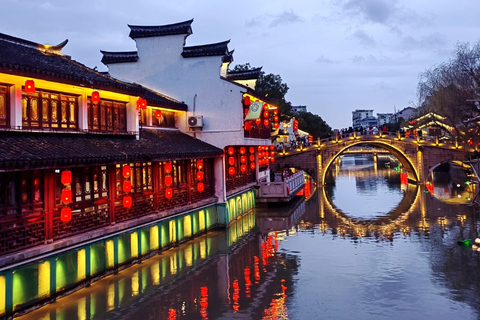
[{"left": 258, "top": 171, "right": 305, "bottom": 198}]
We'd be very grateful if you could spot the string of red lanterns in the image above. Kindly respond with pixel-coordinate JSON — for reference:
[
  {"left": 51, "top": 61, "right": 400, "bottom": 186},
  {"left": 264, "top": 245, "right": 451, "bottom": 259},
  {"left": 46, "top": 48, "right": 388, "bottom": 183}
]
[
  {"left": 122, "top": 165, "right": 132, "bottom": 208},
  {"left": 60, "top": 169, "right": 72, "bottom": 222},
  {"left": 165, "top": 162, "right": 173, "bottom": 199},
  {"left": 196, "top": 159, "right": 204, "bottom": 192}
]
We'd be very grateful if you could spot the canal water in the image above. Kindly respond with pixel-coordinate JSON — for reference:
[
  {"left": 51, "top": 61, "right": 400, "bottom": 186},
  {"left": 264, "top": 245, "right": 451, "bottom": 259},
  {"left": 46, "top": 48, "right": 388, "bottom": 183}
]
[{"left": 18, "top": 155, "right": 480, "bottom": 320}]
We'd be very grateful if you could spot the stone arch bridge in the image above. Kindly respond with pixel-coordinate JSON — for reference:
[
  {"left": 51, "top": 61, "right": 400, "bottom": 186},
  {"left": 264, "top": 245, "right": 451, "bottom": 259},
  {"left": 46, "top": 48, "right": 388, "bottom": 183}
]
[{"left": 272, "top": 132, "right": 470, "bottom": 185}]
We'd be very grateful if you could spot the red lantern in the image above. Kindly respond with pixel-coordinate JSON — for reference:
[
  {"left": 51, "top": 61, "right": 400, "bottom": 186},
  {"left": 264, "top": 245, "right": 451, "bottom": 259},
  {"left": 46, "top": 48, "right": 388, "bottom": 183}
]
[
  {"left": 270, "top": 157, "right": 275, "bottom": 163},
  {"left": 240, "top": 155, "right": 246, "bottom": 163},
  {"left": 165, "top": 162, "right": 172, "bottom": 174},
  {"left": 91, "top": 91, "right": 100, "bottom": 103},
  {"left": 240, "top": 147, "right": 246, "bottom": 154},
  {"left": 270, "top": 145, "right": 274, "bottom": 150},
  {"left": 122, "top": 165, "right": 131, "bottom": 178},
  {"left": 197, "top": 171, "right": 204, "bottom": 181},
  {"left": 197, "top": 159, "right": 203, "bottom": 170},
  {"left": 274, "top": 115, "right": 279, "bottom": 122},
  {"left": 244, "top": 108, "right": 249, "bottom": 117},
  {"left": 241, "top": 165, "right": 247, "bottom": 173},
  {"left": 25, "top": 80, "right": 35, "bottom": 93},
  {"left": 228, "top": 157, "right": 235, "bottom": 166},
  {"left": 250, "top": 162, "right": 255, "bottom": 170},
  {"left": 249, "top": 147, "right": 255, "bottom": 153},
  {"left": 123, "top": 180, "right": 132, "bottom": 193},
  {"left": 245, "top": 121, "right": 251, "bottom": 131},
  {"left": 123, "top": 195, "right": 132, "bottom": 208},
  {"left": 60, "top": 207, "right": 72, "bottom": 222},
  {"left": 255, "top": 118, "right": 261, "bottom": 125},
  {"left": 137, "top": 98, "right": 147, "bottom": 109},
  {"left": 229, "top": 167, "right": 235, "bottom": 175},
  {"left": 197, "top": 182, "right": 204, "bottom": 192},
  {"left": 244, "top": 95, "right": 251, "bottom": 106},
  {"left": 264, "top": 119, "right": 270, "bottom": 126},
  {"left": 274, "top": 109, "right": 278, "bottom": 115},
  {"left": 250, "top": 154, "right": 255, "bottom": 162},
  {"left": 263, "top": 103, "right": 268, "bottom": 110},
  {"left": 165, "top": 175, "right": 173, "bottom": 186},
  {"left": 228, "top": 147, "right": 234, "bottom": 155},
  {"left": 274, "top": 122, "right": 279, "bottom": 129},
  {"left": 154, "top": 110, "right": 162, "bottom": 119},
  {"left": 61, "top": 189, "right": 72, "bottom": 204},
  {"left": 263, "top": 111, "right": 269, "bottom": 118},
  {"left": 271, "top": 151, "right": 275, "bottom": 156},
  {"left": 165, "top": 188, "right": 173, "bottom": 199},
  {"left": 61, "top": 170, "right": 72, "bottom": 185}
]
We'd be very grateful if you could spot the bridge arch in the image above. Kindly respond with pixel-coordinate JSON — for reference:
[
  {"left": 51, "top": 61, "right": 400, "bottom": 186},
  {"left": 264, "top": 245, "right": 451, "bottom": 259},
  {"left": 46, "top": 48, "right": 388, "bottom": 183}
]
[{"left": 322, "top": 140, "right": 420, "bottom": 185}]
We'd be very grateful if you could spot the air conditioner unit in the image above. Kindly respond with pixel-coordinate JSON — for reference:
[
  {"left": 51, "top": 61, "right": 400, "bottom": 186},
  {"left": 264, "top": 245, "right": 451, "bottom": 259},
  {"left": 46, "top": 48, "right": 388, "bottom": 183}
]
[{"left": 188, "top": 115, "right": 203, "bottom": 128}]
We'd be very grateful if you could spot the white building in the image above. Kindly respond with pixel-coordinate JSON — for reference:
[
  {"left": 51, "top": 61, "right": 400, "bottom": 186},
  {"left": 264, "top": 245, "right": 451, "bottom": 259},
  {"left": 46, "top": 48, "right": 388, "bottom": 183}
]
[{"left": 352, "top": 109, "right": 374, "bottom": 128}]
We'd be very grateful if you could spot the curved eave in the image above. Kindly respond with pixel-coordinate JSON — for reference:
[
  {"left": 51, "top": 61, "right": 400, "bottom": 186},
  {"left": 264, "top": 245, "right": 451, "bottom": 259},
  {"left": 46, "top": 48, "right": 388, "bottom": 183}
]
[
  {"left": 182, "top": 40, "right": 230, "bottom": 58},
  {"left": 100, "top": 50, "right": 139, "bottom": 65},
  {"left": 128, "top": 19, "right": 194, "bottom": 39}
]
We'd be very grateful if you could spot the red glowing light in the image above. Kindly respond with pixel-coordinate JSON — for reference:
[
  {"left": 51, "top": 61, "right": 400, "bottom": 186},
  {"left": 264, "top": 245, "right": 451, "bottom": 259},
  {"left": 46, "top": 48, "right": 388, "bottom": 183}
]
[
  {"left": 123, "top": 180, "right": 132, "bottom": 193},
  {"left": 229, "top": 167, "right": 235, "bottom": 175},
  {"left": 255, "top": 118, "right": 261, "bottom": 125},
  {"left": 240, "top": 156, "right": 246, "bottom": 163},
  {"left": 250, "top": 162, "right": 255, "bottom": 170},
  {"left": 154, "top": 110, "right": 162, "bottom": 119},
  {"left": 91, "top": 91, "right": 100, "bottom": 103},
  {"left": 197, "top": 182, "right": 204, "bottom": 192},
  {"left": 228, "top": 156, "right": 235, "bottom": 166},
  {"left": 197, "top": 171, "right": 204, "bottom": 181},
  {"left": 137, "top": 98, "right": 147, "bottom": 109},
  {"left": 240, "top": 147, "right": 246, "bottom": 154},
  {"left": 61, "top": 170, "right": 72, "bottom": 185},
  {"left": 241, "top": 164, "right": 247, "bottom": 172},
  {"left": 249, "top": 147, "right": 255, "bottom": 153},
  {"left": 197, "top": 159, "right": 203, "bottom": 170},
  {"left": 25, "top": 80, "right": 35, "bottom": 93},
  {"left": 263, "top": 111, "right": 269, "bottom": 118},
  {"left": 165, "top": 188, "right": 173, "bottom": 199},
  {"left": 60, "top": 207, "right": 72, "bottom": 222},
  {"left": 61, "top": 189, "right": 72, "bottom": 204},
  {"left": 165, "top": 162, "right": 172, "bottom": 174},
  {"left": 122, "top": 165, "right": 131, "bottom": 178},
  {"left": 244, "top": 121, "right": 251, "bottom": 131},
  {"left": 165, "top": 175, "right": 173, "bottom": 186},
  {"left": 123, "top": 195, "right": 132, "bottom": 208},
  {"left": 244, "top": 95, "right": 251, "bottom": 106},
  {"left": 274, "top": 122, "right": 279, "bottom": 129},
  {"left": 228, "top": 147, "right": 234, "bottom": 155},
  {"left": 264, "top": 119, "right": 270, "bottom": 126}
]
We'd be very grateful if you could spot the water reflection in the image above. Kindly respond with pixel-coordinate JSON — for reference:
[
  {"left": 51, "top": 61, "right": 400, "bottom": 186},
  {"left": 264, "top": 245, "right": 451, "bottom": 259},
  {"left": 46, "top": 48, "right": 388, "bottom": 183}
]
[{"left": 17, "top": 158, "right": 480, "bottom": 320}]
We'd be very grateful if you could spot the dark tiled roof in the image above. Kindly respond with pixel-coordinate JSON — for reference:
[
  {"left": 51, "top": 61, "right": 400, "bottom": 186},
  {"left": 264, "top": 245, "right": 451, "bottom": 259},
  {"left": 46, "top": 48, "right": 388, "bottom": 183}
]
[
  {"left": 226, "top": 67, "right": 263, "bottom": 81},
  {"left": 0, "top": 32, "right": 186, "bottom": 110},
  {"left": 0, "top": 129, "right": 222, "bottom": 170},
  {"left": 128, "top": 20, "right": 193, "bottom": 39},
  {"left": 100, "top": 51, "right": 138, "bottom": 64},
  {"left": 222, "top": 50, "right": 234, "bottom": 63},
  {"left": 182, "top": 40, "right": 230, "bottom": 58}
]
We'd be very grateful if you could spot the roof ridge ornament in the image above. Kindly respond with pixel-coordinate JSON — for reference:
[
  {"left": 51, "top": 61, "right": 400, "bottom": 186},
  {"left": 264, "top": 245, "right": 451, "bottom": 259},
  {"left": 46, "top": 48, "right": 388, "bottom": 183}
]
[{"left": 0, "top": 32, "right": 68, "bottom": 55}]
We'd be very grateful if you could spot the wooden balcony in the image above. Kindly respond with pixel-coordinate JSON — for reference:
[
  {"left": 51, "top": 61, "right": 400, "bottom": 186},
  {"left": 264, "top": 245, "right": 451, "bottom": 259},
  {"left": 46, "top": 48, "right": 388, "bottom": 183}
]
[{"left": 257, "top": 171, "right": 305, "bottom": 202}]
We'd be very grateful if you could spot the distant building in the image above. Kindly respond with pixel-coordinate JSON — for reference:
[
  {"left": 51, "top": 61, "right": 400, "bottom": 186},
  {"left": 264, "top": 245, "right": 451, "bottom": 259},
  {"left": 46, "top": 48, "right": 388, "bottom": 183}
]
[
  {"left": 392, "top": 107, "right": 417, "bottom": 122},
  {"left": 352, "top": 109, "right": 374, "bottom": 128},
  {"left": 359, "top": 116, "right": 378, "bottom": 128},
  {"left": 377, "top": 113, "right": 393, "bottom": 126},
  {"left": 291, "top": 105, "right": 307, "bottom": 113}
]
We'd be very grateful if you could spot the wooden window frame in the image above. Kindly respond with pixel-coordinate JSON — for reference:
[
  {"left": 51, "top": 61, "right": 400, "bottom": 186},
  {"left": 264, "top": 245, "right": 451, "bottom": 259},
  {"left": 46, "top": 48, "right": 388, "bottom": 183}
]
[
  {"left": 0, "top": 171, "right": 43, "bottom": 215},
  {"left": 0, "top": 83, "right": 9, "bottom": 128},
  {"left": 88, "top": 98, "right": 127, "bottom": 133}
]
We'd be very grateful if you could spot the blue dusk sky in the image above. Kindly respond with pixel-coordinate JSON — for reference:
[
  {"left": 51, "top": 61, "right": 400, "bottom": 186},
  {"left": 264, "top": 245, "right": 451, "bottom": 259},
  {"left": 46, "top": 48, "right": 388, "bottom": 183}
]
[{"left": 1, "top": 0, "right": 479, "bottom": 129}]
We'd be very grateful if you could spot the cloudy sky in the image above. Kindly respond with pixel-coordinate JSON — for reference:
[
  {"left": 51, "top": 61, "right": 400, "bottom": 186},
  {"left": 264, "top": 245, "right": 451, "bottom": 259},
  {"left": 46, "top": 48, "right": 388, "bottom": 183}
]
[{"left": 1, "top": 0, "right": 479, "bottom": 129}]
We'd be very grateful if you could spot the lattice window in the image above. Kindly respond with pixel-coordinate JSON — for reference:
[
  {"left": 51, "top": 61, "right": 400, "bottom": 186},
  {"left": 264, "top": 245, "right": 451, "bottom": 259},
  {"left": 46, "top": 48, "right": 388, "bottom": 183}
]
[
  {"left": 88, "top": 98, "right": 126, "bottom": 133},
  {"left": 56, "top": 166, "right": 108, "bottom": 206},
  {"left": 0, "top": 171, "right": 43, "bottom": 215},
  {"left": 0, "top": 84, "right": 9, "bottom": 128}
]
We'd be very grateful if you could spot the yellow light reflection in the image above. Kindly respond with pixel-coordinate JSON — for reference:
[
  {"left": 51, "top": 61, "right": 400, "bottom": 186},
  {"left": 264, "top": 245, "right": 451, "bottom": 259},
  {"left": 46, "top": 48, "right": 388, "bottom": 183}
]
[
  {"left": 77, "top": 296, "right": 86, "bottom": 320},
  {"left": 184, "top": 245, "right": 193, "bottom": 267},
  {"left": 151, "top": 262, "right": 160, "bottom": 285},
  {"left": 0, "top": 275, "right": 5, "bottom": 315},
  {"left": 107, "top": 283, "right": 115, "bottom": 311},
  {"left": 132, "top": 272, "right": 139, "bottom": 296},
  {"left": 170, "top": 255, "right": 177, "bottom": 275},
  {"left": 38, "top": 260, "right": 50, "bottom": 298},
  {"left": 200, "top": 239, "right": 206, "bottom": 260}
]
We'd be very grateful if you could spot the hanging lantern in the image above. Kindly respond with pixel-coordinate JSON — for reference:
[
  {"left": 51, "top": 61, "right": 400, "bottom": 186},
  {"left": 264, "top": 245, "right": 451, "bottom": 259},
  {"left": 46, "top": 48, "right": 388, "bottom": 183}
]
[
  {"left": 263, "top": 111, "right": 269, "bottom": 118},
  {"left": 197, "top": 182, "right": 204, "bottom": 193},
  {"left": 61, "top": 170, "right": 72, "bottom": 185},
  {"left": 165, "top": 188, "right": 173, "bottom": 199},
  {"left": 270, "top": 157, "right": 275, "bottom": 163},
  {"left": 60, "top": 207, "right": 72, "bottom": 222},
  {"left": 165, "top": 162, "right": 172, "bottom": 174},
  {"left": 244, "top": 108, "right": 249, "bottom": 117},
  {"left": 123, "top": 195, "right": 132, "bottom": 208},
  {"left": 197, "top": 159, "right": 203, "bottom": 170},
  {"left": 241, "top": 165, "right": 247, "bottom": 173},
  {"left": 255, "top": 118, "right": 261, "bottom": 125},
  {"left": 229, "top": 167, "right": 235, "bottom": 175},
  {"left": 274, "top": 122, "right": 279, "bottom": 129},
  {"left": 25, "top": 80, "right": 35, "bottom": 93},
  {"left": 270, "top": 145, "right": 274, "bottom": 150},
  {"left": 240, "top": 147, "right": 246, "bottom": 154},
  {"left": 123, "top": 180, "right": 132, "bottom": 193},
  {"left": 244, "top": 95, "right": 251, "bottom": 106},
  {"left": 165, "top": 175, "right": 173, "bottom": 186},
  {"left": 244, "top": 121, "right": 251, "bottom": 131},
  {"left": 154, "top": 110, "right": 162, "bottom": 119},
  {"left": 197, "top": 171, "right": 204, "bottom": 181},
  {"left": 122, "top": 165, "right": 131, "bottom": 178},
  {"left": 249, "top": 147, "right": 255, "bottom": 153},
  {"left": 274, "top": 115, "right": 279, "bottom": 122},
  {"left": 61, "top": 189, "right": 72, "bottom": 204},
  {"left": 240, "top": 156, "right": 246, "bottom": 163},
  {"left": 271, "top": 151, "right": 275, "bottom": 157},
  {"left": 91, "top": 91, "right": 100, "bottom": 103},
  {"left": 228, "top": 157, "right": 235, "bottom": 166},
  {"left": 137, "top": 98, "right": 147, "bottom": 109},
  {"left": 250, "top": 154, "right": 255, "bottom": 162},
  {"left": 263, "top": 103, "right": 268, "bottom": 110},
  {"left": 264, "top": 119, "right": 270, "bottom": 126},
  {"left": 250, "top": 162, "right": 256, "bottom": 170},
  {"left": 228, "top": 147, "right": 234, "bottom": 155},
  {"left": 274, "top": 109, "right": 278, "bottom": 115}
]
